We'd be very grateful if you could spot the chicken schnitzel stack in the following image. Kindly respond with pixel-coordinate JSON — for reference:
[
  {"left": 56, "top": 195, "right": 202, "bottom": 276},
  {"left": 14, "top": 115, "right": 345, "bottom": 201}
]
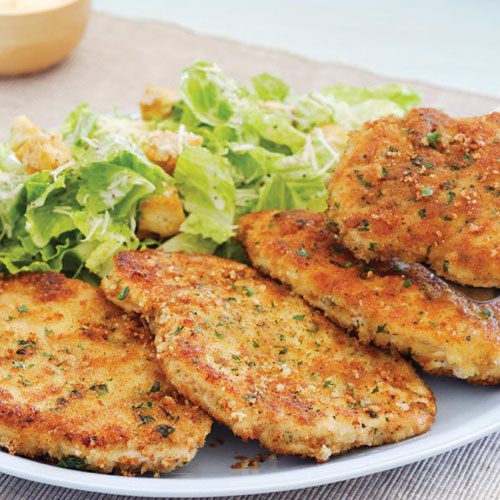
[
  {"left": 102, "top": 250, "right": 435, "bottom": 462},
  {"left": 238, "top": 210, "right": 500, "bottom": 384},
  {"left": 325, "top": 108, "right": 500, "bottom": 287},
  {"left": 0, "top": 272, "right": 211, "bottom": 474}
]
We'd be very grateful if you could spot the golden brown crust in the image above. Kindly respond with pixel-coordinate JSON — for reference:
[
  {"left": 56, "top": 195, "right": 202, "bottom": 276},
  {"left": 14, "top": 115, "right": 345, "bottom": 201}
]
[
  {"left": 0, "top": 272, "right": 211, "bottom": 474},
  {"left": 237, "top": 210, "right": 500, "bottom": 384},
  {"left": 325, "top": 108, "right": 500, "bottom": 287},
  {"left": 102, "top": 250, "right": 435, "bottom": 462}
]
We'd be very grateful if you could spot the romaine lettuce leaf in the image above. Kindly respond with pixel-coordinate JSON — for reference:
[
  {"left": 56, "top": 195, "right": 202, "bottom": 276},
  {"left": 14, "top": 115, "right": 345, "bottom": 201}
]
[
  {"left": 251, "top": 73, "right": 290, "bottom": 102},
  {"left": 0, "top": 62, "right": 421, "bottom": 277},
  {"left": 174, "top": 146, "right": 236, "bottom": 244}
]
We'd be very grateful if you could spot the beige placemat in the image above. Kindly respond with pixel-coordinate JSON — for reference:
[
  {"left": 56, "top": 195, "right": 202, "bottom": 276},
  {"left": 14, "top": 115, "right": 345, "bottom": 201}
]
[
  {"left": 1, "top": 11, "right": 500, "bottom": 500},
  {"left": 0, "top": 11, "right": 498, "bottom": 139}
]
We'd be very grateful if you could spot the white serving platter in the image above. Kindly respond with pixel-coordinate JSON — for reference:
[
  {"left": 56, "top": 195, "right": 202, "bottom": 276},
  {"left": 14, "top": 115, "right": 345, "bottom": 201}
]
[{"left": 1, "top": 372, "right": 499, "bottom": 497}]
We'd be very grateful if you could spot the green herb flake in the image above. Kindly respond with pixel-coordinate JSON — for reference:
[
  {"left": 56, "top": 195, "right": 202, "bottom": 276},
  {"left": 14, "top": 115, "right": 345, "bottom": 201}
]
[
  {"left": 116, "top": 287, "right": 130, "bottom": 301},
  {"left": 138, "top": 415, "right": 156, "bottom": 427},
  {"left": 156, "top": 424, "right": 175, "bottom": 438},
  {"left": 428, "top": 321, "right": 438, "bottom": 327},
  {"left": 58, "top": 455, "right": 86, "bottom": 470},
  {"left": 418, "top": 209, "right": 426, "bottom": 219},
  {"left": 17, "top": 305, "right": 29, "bottom": 313},
  {"left": 357, "top": 173, "right": 373, "bottom": 188},
  {"left": 426, "top": 132, "right": 441, "bottom": 148},
  {"left": 148, "top": 381, "right": 161, "bottom": 394},
  {"left": 402, "top": 279, "right": 412, "bottom": 288},
  {"left": 242, "top": 287, "right": 256, "bottom": 296},
  {"left": 293, "top": 315, "right": 305, "bottom": 321},
  {"left": 447, "top": 192, "right": 456, "bottom": 204},
  {"left": 345, "top": 262, "right": 353, "bottom": 268},
  {"left": 89, "top": 382, "right": 109, "bottom": 396},
  {"left": 463, "top": 153, "right": 474, "bottom": 165},
  {"left": 168, "top": 325, "right": 185, "bottom": 336},
  {"left": 358, "top": 219, "right": 370, "bottom": 232},
  {"left": 376, "top": 324, "right": 387, "bottom": 333},
  {"left": 368, "top": 242, "right": 377, "bottom": 252},
  {"left": 480, "top": 309, "right": 492, "bottom": 318},
  {"left": 421, "top": 187, "right": 433, "bottom": 197},
  {"left": 296, "top": 248, "right": 312, "bottom": 258},
  {"left": 372, "top": 386, "right": 379, "bottom": 393}
]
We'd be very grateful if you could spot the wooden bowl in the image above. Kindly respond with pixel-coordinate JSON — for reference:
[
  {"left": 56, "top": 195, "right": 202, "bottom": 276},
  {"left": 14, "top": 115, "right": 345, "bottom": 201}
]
[{"left": 0, "top": 0, "right": 91, "bottom": 76}]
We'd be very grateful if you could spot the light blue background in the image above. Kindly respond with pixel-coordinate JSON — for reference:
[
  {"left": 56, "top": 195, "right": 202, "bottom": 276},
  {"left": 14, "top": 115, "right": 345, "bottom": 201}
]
[{"left": 94, "top": 0, "right": 499, "bottom": 98}]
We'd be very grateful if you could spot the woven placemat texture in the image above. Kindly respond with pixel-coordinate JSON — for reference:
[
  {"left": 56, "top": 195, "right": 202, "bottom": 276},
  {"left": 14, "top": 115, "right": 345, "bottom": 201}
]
[{"left": 0, "top": 11, "right": 499, "bottom": 500}]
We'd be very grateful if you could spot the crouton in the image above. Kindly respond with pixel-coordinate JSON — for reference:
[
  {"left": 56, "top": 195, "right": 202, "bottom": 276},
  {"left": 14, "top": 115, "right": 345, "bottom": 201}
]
[
  {"left": 10, "top": 116, "right": 73, "bottom": 174},
  {"left": 142, "top": 128, "right": 203, "bottom": 174},
  {"left": 137, "top": 185, "right": 185, "bottom": 239},
  {"left": 140, "top": 84, "right": 180, "bottom": 121}
]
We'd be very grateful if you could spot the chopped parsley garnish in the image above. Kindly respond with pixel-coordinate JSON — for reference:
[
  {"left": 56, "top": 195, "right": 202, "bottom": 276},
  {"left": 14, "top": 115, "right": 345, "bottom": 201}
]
[
  {"left": 428, "top": 321, "right": 438, "bottom": 327},
  {"left": 156, "top": 424, "right": 175, "bottom": 438},
  {"left": 402, "top": 279, "right": 412, "bottom": 288},
  {"left": 442, "top": 215, "right": 452, "bottom": 221},
  {"left": 480, "top": 309, "right": 492, "bottom": 318},
  {"left": 345, "top": 262, "right": 353, "bottom": 268},
  {"left": 242, "top": 287, "right": 256, "bottom": 296},
  {"left": 17, "top": 305, "right": 29, "bottom": 313},
  {"left": 357, "top": 173, "right": 373, "bottom": 188},
  {"left": 358, "top": 219, "right": 370, "bottom": 232},
  {"left": 376, "top": 324, "right": 387, "bottom": 333},
  {"left": 368, "top": 242, "right": 377, "bottom": 252},
  {"left": 418, "top": 209, "right": 426, "bottom": 219},
  {"left": 382, "top": 167, "right": 388, "bottom": 177},
  {"left": 296, "top": 248, "right": 312, "bottom": 258},
  {"left": 426, "top": 132, "right": 441, "bottom": 148},
  {"left": 443, "top": 260, "right": 450, "bottom": 273},
  {"left": 138, "top": 415, "right": 156, "bottom": 427},
  {"left": 58, "top": 455, "right": 86, "bottom": 470},
  {"left": 463, "top": 153, "right": 474, "bottom": 165},
  {"left": 279, "top": 348, "right": 288, "bottom": 355},
  {"left": 421, "top": 187, "right": 433, "bottom": 197},
  {"left": 447, "top": 192, "right": 456, "bottom": 204},
  {"left": 148, "top": 381, "right": 161, "bottom": 394},
  {"left": 311, "top": 372, "right": 319, "bottom": 378},
  {"left": 116, "top": 287, "right": 129, "bottom": 300},
  {"left": 89, "top": 382, "right": 109, "bottom": 396},
  {"left": 371, "top": 386, "right": 379, "bottom": 393},
  {"left": 293, "top": 315, "right": 305, "bottom": 321},
  {"left": 324, "top": 380, "right": 333, "bottom": 388},
  {"left": 168, "top": 325, "right": 185, "bottom": 336},
  {"left": 252, "top": 340, "right": 260, "bottom": 348}
]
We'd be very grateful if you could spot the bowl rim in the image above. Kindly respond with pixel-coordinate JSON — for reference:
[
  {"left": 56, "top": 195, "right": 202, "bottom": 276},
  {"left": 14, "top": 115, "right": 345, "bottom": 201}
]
[{"left": 0, "top": 0, "right": 86, "bottom": 17}]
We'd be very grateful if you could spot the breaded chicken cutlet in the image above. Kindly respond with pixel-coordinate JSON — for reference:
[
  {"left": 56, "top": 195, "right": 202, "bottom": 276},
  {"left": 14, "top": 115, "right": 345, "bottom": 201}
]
[
  {"left": 325, "top": 108, "right": 500, "bottom": 287},
  {"left": 0, "top": 272, "right": 211, "bottom": 474},
  {"left": 102, "top": 250, "right": 435, "bottom": 462},
  {"left": 237, "top": 210, "right": 500, "bottom": 385}
]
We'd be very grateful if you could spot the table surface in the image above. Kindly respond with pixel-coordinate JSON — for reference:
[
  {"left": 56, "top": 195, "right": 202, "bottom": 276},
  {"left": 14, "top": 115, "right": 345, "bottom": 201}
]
[{"left": 94, "top": 0, "right": 500, "bottom": 98}]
